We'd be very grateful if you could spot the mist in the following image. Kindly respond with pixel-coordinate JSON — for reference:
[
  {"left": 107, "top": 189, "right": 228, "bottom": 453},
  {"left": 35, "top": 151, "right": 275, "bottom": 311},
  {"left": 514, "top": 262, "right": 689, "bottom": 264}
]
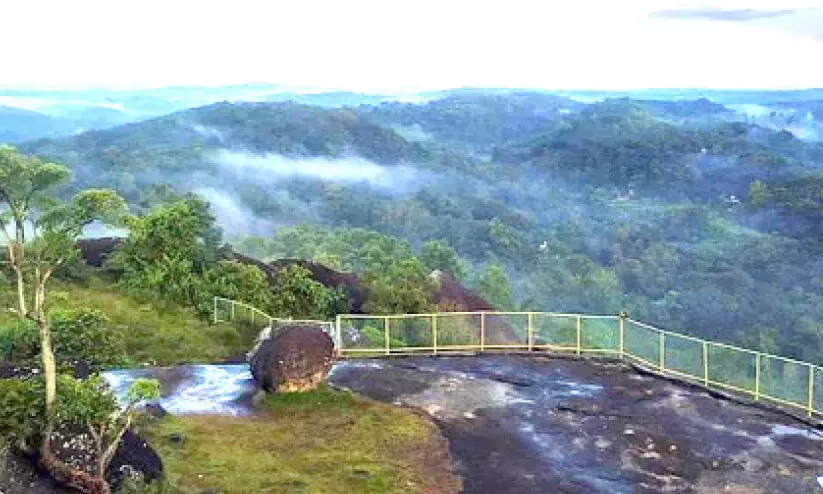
[
  {"left": 207, "top": 150, "right": 426, "bottom": 193},
  {"left": 193, "top": 187, "right": 280, "bottom": 237}
]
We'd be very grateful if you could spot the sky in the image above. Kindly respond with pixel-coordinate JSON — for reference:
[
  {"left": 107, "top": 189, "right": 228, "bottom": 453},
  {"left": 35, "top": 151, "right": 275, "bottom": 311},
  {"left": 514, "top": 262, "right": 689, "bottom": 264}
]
[{"left": 2, "top": 0, "right": 822, "bottom": 91}]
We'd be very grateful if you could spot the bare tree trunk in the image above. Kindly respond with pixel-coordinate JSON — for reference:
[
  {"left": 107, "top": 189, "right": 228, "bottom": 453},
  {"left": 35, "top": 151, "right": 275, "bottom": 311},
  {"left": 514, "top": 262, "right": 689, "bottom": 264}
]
[
  {"left": 14, "top": 218, "right": 26, "bottom": 317},
  {"left": 33, "top": 262, "right": 110, "bottom": 494},
  {"left": 35, "top": 266, "right": 56, "bottom": 413},
  {"left": 15, "top": 264, "right": 26, "bottom": 317}
]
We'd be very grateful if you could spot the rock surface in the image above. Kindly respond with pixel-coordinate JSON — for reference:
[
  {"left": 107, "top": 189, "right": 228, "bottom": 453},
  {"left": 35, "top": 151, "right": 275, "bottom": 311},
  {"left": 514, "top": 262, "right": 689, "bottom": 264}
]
[
  {"left": 249, "top": 325, "right": 335, "bottom": 393},
  {"left": 329, "top": 355, "right": 823, "bottom": 494}
]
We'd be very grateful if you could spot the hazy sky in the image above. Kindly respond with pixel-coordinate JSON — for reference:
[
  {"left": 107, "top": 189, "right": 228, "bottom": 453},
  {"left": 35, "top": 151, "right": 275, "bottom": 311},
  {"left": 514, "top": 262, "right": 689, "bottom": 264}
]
[{"left": 3, "top": 0, "right": 822, "bottom": 91}]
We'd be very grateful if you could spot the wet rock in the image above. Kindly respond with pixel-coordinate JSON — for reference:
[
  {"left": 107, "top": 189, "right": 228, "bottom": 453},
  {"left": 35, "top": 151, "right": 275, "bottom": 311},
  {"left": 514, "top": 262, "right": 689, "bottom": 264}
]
[
  {"left": 330, "top": 355, "right": 823, "bottom": 493},
  {"left": 0, "top": 363, "right": 40, "bottom": 380},
  {"left": 72, "top": 361, "right": 91, "bottom": 380},
  {"left": 249, "top": 325, "right": 335, "bottom": 393},
  {"left": 106, "top": 429, "right": 163, "bottom": 490}
]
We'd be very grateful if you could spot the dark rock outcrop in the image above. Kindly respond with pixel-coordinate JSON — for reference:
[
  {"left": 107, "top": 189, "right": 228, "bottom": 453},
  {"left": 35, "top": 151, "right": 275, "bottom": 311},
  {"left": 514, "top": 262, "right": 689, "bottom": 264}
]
[
  {"left": 0, "top": 362, "right": 90, "bottom": 381},
  {"left": 430, "top": 270, "right": 496, "bottom": 311},
  {"left": 41, "top": 424, "right": 162, "bottom": 493},
  {"left": 249, "top": 325, "right": 335, "bottom": 393},
  {"left": 75, "top": 238, "right": 497, "bottom": 314},
  {"left": 74, "top": 237, "right": 123, "bottom": 270},
  {"left": 105, "top": 429, "right": 163, "bottom": 490}
]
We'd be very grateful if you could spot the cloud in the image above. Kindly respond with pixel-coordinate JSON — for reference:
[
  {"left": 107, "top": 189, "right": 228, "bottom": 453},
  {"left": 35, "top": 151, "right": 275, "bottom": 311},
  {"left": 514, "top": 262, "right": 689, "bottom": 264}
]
[
  {"left": 649, "top": 7, "right": 823, "bottom": 42},
  {"left": 193, "top": 187, "right": 277, "bottom": 237},
  {"left": 649, "top": 8, "right": 799, "bottom": 22},
  {"left": 190, "top": 124, "right": 226, "bottom": 143},
  {"left": 206, "top": 150, "right": 426, "bottom": 193}
]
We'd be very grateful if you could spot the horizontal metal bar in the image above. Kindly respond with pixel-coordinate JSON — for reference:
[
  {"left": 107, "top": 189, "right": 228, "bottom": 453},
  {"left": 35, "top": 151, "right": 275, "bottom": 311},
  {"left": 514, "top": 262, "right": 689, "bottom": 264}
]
[{"left": 220, "top": 298, "right": 823, "bottom": 417}]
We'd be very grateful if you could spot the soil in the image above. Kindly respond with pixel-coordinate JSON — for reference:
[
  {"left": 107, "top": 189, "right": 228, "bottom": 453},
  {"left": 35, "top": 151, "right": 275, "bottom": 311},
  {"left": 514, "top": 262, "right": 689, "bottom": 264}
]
[{"left": 329, "top": 355, "right": 823, "bottom": 494}]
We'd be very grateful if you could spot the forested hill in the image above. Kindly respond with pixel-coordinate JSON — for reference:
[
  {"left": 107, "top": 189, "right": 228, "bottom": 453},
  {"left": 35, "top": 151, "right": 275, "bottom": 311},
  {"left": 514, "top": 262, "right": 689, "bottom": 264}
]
[{"left": 13, "top": 91, "right": 823, "bottom": 363}]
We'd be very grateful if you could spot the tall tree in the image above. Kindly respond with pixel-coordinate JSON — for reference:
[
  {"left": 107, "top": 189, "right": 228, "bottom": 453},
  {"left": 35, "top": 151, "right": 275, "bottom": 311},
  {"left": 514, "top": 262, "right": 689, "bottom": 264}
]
[
  {"left": 0, "top": 148, "right": 127, "bottom": 486},
  {"left": 27, "top": 189, "right": 126, "bottom": 440},
  {"left": 0, "top": 146, "right": 70, "bottom": 317}
]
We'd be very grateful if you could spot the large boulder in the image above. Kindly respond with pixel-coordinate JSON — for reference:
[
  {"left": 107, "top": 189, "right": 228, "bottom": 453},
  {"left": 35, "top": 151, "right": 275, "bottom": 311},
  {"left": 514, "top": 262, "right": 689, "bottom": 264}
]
[{"left": 249, "top": 325, "right": 335, "bottom": 393}]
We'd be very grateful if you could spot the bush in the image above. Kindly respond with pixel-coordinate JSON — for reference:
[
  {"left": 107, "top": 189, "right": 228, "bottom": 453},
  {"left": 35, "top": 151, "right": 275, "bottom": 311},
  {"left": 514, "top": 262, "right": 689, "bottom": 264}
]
[
  {"left": 0, "top": 318, "right": 38, "bottom": 362},
  {"left": 269, "top": 265, "right": 335, "bottom": 320},
  {"left": 51, "top": 308, "right": 129, "bottom": 370},
  {"left": 195, "top": 260, "right": 274, "bottom": 318},
  {"left": 0, "top": 378, "right": 44, "bottom": 450}
]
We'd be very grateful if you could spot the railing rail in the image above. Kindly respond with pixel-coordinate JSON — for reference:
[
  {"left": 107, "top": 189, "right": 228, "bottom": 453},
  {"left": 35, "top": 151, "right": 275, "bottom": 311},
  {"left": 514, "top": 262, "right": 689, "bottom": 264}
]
[
  {"left": 212, "top": 297, "right": 823, "bottom": 419},
  {"left": 212, "top": 297, "right": 337, "bottom": 345},
  {"left": 335, "top": 310, "right": 823, "bottom": 418}
]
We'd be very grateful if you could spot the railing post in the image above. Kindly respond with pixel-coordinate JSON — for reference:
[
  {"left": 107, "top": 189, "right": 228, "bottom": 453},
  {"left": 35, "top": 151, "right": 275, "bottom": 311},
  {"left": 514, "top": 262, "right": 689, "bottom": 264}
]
[
  {"left": 251, "top": 309, "right": 254, "bottom": 325},
  {"left": 480, "top": 313, "right": 485, "bottom": 352},
  {"left": 618, "top": 312, "right": 625, "bottom": 358},
  {"left": 527, "top": 313, "right": 534, "bottom": 352},
  {"left": 230, "top": 301, "right": 235, "bottom": 321},
  {"left": 213, "top": 297, "right": 218, "bottom": 324},
  {"left": 335, "top": 314, "right": 343, "bottom": 358},
  {"left": 384, "top": 317, "right": 390, "bottom": 355},
  {"left": 576, "top": 316, "right": 582, "bottom": 356},
  {"left": 755, "top": 353, "right": 761, "bottom": 401},
  {"left": 808, "top": 364, "right": 815, "bottom": 417},
  {"left": 432, "top": 315, "right": 438, "bottom": 355},
  {"left": 703, "top": 342, "right": 709, "bottom": 386},
  {"left": 659, "top": 332, "right": 665, "bottom": 372}
]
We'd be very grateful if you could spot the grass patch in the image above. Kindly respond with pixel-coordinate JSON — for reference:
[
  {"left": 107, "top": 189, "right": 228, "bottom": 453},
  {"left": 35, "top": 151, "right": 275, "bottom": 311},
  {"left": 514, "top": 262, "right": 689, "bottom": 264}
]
[
  {"left": 0, "top": 276, "right": 257, "bottom": 366},
  {"left": 146, "top": 387, "right": 459, "bottom": 494}
]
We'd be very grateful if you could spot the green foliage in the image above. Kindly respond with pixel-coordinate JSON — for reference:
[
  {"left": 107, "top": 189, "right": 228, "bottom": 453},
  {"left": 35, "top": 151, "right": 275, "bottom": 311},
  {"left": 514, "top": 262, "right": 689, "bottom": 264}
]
[
  {"left": 196, "top": 260, "right": 274, "bottom": 317},
  {"left": 50, "top": 308, "right": 128, "bottom": 370},
  {"left": 14, "top": 93, "right": 823, "bottom": 363},
  {"left": 747, "top": 180, "right": 769, "bottom": 208},
  {"left": 126, "top": 378, "right": 161, "bottom": 405},
  {"left": 115, "top": 198, "right": 223, "bottom": 308},
  {"left": 420, "top": 240, "right": 465, "bottom": 279},
  {"left": 269, "top": 265, "right": 334, "bottom": 319},
  {"left": 0, "top": 378, "right": 44, "bottom": 450},
  {"left": 53, "top": 374, "right": 118, "bottom": 425},
  {"left": 0, "top": 318, "right": 38, "bottom": 362},
  {"left": 0, "top": 145, "right": 71, "bottom": 211},
  {"left": 471, "top": 261, "right": 514, "bottom": 310},
  {"left": 0, "top": 374, "right": 159, "bottom": 454},
  {"left": 361, "top": 258, "right": 435, "bottom": 315}
]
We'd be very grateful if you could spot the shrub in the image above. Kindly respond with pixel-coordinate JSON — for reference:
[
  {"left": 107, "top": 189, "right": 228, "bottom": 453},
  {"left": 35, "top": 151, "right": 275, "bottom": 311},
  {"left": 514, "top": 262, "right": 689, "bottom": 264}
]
[
  {"left": 269, "top": 265, "right": 335, "bottom": 320},
  {"left": 50, "top": 308, "right": 129, "bottom": 370},
  {"left": 0, "top": 318, "right": 38, "bottom": 362},
  {"left": 0, "top": 378, "right": 45, "bottom": 450}
]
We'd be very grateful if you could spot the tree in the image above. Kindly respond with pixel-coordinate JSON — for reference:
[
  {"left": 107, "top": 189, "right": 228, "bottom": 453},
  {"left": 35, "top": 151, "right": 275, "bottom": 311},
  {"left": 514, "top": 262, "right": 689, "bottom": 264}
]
[
  {"left": 47, "top": 376, "right": 160, "bottom": 494},
  {"left": 747, "top": 180, "right": 769, "bottom": 208},
  {"left": 420, "top": 239, "right": 466, "bottom": 279},
  {"left": 472, "top": 260, "right": 514, "bottom": 310},
  {"left": 0, "top": 146, "right": 70, "bottom": 317},
  {"left": 114, "top": 198, "right": 222, "bottom": 306},
  {"left": 0, "top": 149, "right": 127, "bottom": 487},
  {"left": 269, "top": 265, "right": 334, "bottom": 320},
  {"left": 26, "top": 189, "right": 126, "bottom": 431},
  {"left": 362, "top": 258, "right": 435, "bottom": 315}
]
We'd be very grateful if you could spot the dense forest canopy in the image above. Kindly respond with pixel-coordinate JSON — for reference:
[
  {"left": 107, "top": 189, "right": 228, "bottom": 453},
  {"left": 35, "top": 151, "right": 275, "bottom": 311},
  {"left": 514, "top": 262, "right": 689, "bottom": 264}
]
[{"left": 8, "top": 88, "right": 823, "bottom": 362}]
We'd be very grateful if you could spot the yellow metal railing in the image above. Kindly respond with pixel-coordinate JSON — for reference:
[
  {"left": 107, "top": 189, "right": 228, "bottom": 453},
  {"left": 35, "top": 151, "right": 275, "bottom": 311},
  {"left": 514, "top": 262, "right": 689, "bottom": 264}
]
[
  {"left": 212, "top": 297, "right": 822, "bottom": 419},
  {"left": 335, "top": 311, "right": 823, "bottom": 418},
  {"left": 213, "top": 297, "right": 336, "bottom": 342}
]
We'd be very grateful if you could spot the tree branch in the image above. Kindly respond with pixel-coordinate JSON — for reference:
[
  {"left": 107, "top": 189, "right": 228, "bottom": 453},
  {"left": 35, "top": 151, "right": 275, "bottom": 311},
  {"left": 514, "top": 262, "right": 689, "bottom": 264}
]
[{"left": 100, "top": 412, "right": 132, "bottom": 470}]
